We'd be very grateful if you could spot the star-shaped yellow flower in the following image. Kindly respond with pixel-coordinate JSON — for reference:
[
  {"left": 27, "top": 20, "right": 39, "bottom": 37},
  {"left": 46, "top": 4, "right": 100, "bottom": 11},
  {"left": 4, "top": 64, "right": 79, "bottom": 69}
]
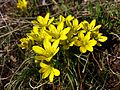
[
  {"left": 17, "top": 0, "right": 27, "bottom": 10},
  {"left": 32, "top": 39, "right": 59, "bottom": 62},
  {"left": 80, "top": 19, "right": 101, "bottom": 32},
  {"left": 32, "top": 13, "right": 54, "bottom": 28},
  {"left": 39, "top": 62, "right": 60, "bottom": 82},
  {"left": 18, "top": 38, "right": 29, "bottom": 49},
  {"left": 66, "top": 15, "right": 74, "bottom": 27},
  {"left": 74, "top": 32, "right": 97, "bottom": 53},
  {"left": 27, "top": 26, "right": 51, "bottom": 42},
  {"left": 66, "top": 18, "right": 82, "bottom": 41},
  {"left": 94, "top": 32, "right": 108, "bottom": 46},
  {"left": 46, "top": 22, "right": 70, "bottom": 41}
]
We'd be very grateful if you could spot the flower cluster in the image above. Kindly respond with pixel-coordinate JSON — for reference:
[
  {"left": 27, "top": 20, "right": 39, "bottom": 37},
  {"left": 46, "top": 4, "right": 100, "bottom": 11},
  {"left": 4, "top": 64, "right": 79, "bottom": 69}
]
[
  {"left": 17, "top": 0, "right": 27, "bottom": 10},
  {"left": 18, "top": 13, "right": 107, "bottom": 82}
]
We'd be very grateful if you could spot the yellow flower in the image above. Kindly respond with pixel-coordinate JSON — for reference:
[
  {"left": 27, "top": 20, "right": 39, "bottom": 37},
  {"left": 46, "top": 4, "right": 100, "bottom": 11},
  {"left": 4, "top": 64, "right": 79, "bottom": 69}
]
[
  {"left": 94, "top": 32, "right": 107, "bottom": 46},
  {"left": 27, "top": 26, "right": 51, "bottom": 42},
  {"left": 96, "top": 33, "right": 107, "bottom": 42},
  {"left": 74, "top": 32, "right": 97, "bottom": 53},
  {"left": 59, "top": 15, "right": 65, "bottom": 22},
  {"left": 72, "top": 18, "right": 82, "bottom": 33},
  {"left": 32, "top": 13, "right": 54, "bottom": 28},
  {"left": 55, "top": 15, "right": 74, "bottom": 25},
  {"left": 57, "top": 15, "right": 74, "bottom": 25},
  {"left": 32, "top": 39, "right": 59, "bottom": 62},
  {"left": 80, "top": 19, "right": 101, "bottom": 32},
  {"left": 17, "top": 0, "right": 27, "bottom": 10},
  {"left": 18, "top": 38, "right": 29, "bottom": 49},
  {"left": 66, "top": 15, "right": 74, "bottom": 27},
  {"left": 66, "top": 18, "right": 82, "bottom": 40},
  {"left": 54, "top": 15, "right": 65, "bottom": 25},
  {"left": 46, "top": 22, "right": 70, "bottom": 41},
  {"left": 39, "top": 62, "right": 60, "bottom": 82}
]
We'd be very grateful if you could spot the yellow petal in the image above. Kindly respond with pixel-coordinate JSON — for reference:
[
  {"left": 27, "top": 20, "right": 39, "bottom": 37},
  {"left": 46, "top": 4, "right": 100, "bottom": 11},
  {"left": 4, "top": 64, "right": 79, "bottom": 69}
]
[
  {"left": 17, "top": 0, "right": 27, "bottom": 9},
  {"left": 32, "top": 46, "right": 46, "bottom": 55},
  {"left": 59, "top": 15, "right": 65, "bottom": 22},
  {"left": 43, "top": 30, "right": 52, "bottom": 39},
  {"left": 93, "top": 25, "right": 101, "bottom": 31},
  {"left": 52, "top": 47, "right": 59, "bottom": 57},
  {"left": 48, "top": 17, "right": 54, "bottom": 25},
  {"left": 31, "top": 20, "right": 39, "bottom": 25},
  {"left": 53, "top": 68, "right": 60, "bottom": 76},
  {"left": 74, "top": 40, "right": 81, "bottom": 46},
  {"left": 90, "top": 19, "right": 96, "bottom": 29},
  {"left": 78, "top": 23, "right": 83, "bottom": 29},
  {"left": 71, "top": 36, "right": 78, "bottom": 42},
  {"left": 80, "top": 46, "right": 87, "bottom": 53},
  {"left": 37, "top": 16, "right": 44, "bottom": 25},
  {"left": 20, "top": 38, "right": 29, "bottom": 42},
  {"left": 66, "top": 20, "right": 72, "bottom": 27},
  {"left": 52, "top": 39, "right": 60, "bottom": 49},
  {"left": 39, "top": 67, "right": 48, "bottom": 73},
  {"left": 45, "top": 30, "right": 56, "bottom": 39},
  {"left": 60, "top": 34, "right": 67, "bottom": 40},
  {"left": 84, "top": 32, "right": 91, "bottom": 41},
  {"left": 32, "top": 26, "right": 39, "bottom": 34},
  {"left": 23, "top": 0, "right": 27, "bottom": 7},
  {"left": 81, "top": 21, "right": 89, "bottom": 30},
  {"left": 60, "top": 27, "right": 70, "bottom": 40},
  {"left": 66, "top": 15, "right": 74, "bottom": 21},
  {"left": 45, "top": 56, "right": 53, "bottom": 62},
  {"left": 27, "top": 34, "right": 33, "bottom": 40},
  {"left": 48, "top": 24, "right": 57, "bottom": 32},
  {"left": 98, "top": 36, "right": 107, "bottom": 42},
  {"left": 57, "top": 22, "right": 64, "bottom": 31},
  {"left": 49, "top": 70, "right": 54, "bottom": 82},
  {"left": 40, "top": 62, "right": 48, "bottom": 68},
  {"left": 78, "top": 31, "right": 84, "bottom": 40},
  {"left": 42, "top": 68, "right": 51, "bottom": 79},
  {"left": 39, "top": 68, "right": 45, "bottom": 73},
  {"left": 69, "top": 41, "right": 74, "bottom": 46},
  {"left": 43, "top": 39, "right": 51, "bottom": 50},
  {"left": 23, "top": 0, "right": 27, "bottom": 4},
  {"left": 45, "top": 13, "right": 50, "bottom": 24},
  {"left": 74, "top": 26, "right": 80, "bottom": 31},
  {"left": 85, "top": 45, "right": 93, "bottom": 52},
  {"left": 35, "top": 56, "right": 47, "bottom": 60},
  {"left": 61, "top": 27, "right": 70, "bottom": 35},
  {"left": 73, "top": 19, "right": 78, "bottom": 27},
  {"left": 17, "top": 0, "right": 21, "bottom": 4},
  {"left": 97, "top": 33, "right": 102, "bottom": 38},
  {"left": 69, "top": 37, "right": 78, "bottom": 46},
  {"left": 89, "top": 39, "right": 97, "bottom": 46}
]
